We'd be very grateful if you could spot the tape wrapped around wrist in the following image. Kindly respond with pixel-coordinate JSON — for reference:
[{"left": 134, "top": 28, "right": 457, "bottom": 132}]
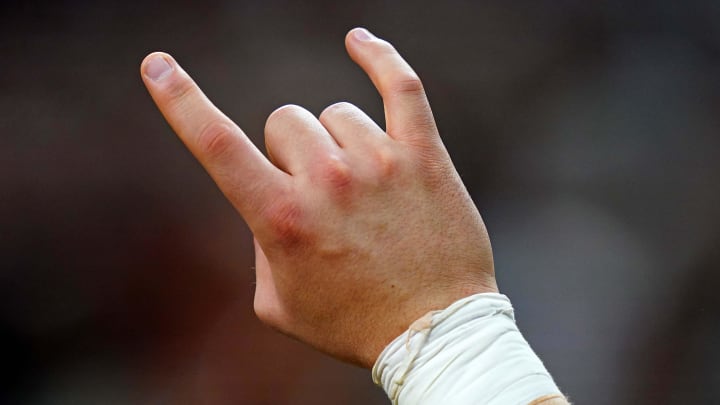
[{"left": 372, "top": 293, "right": 563, "bottom": 405}]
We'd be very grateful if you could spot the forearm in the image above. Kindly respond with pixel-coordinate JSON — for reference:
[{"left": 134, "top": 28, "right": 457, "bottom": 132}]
[{"left": 373, "top": 293, "right": 568, "bottom": 405}]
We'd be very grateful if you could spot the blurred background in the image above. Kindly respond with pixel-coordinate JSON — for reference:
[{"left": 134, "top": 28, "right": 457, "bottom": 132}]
[{"left": 2, "top": 0, "right": 719, "bottom": 403}]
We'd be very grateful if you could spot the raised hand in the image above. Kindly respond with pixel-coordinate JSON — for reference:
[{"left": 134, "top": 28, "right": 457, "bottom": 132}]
[{"left": 141, "top": 28, "right": 497, "bottom": 368}]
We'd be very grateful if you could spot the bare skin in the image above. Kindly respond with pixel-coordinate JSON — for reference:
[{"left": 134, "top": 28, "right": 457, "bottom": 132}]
[{"left": 141, "top": 27, "right": 497, "bottom": 368}]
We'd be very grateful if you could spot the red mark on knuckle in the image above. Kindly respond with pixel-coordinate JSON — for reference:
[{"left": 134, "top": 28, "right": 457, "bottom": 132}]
[
  {"left": 197, "top": 121, "right": 235, "bottom": 160},
  {"left": 322, "top": 155, "right": 354, "bottom": 193},
  {"left": 261, "top": 199, "right": 308, "bottom": 249}
]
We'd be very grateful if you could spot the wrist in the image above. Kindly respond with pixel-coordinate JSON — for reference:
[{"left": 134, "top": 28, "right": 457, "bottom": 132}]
[
  {"left": 363, "top": 280, "right": 498, "bottom": 368},
  {"left": 372, "top": 293, "right": 563, "bottom": 404}
]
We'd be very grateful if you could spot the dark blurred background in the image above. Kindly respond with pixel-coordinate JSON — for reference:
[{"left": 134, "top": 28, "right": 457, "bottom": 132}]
[{"left": 2, "top": 0, "right": 719, "bottom": 403}]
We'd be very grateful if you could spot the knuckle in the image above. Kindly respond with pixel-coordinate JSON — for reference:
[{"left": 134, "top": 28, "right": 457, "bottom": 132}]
[
  {"left": 320, "top": 155, "right": 354, "bottom": 192},
  {"left": 390, "top": 73, "right": 425, "bottom": 96},
  {"left": 373, "top": 147, "right": 401, "bottom": 180},
  {"left": 369, "top": 40, "right": 426, "bottom": 96},
  {"left": 260, "top": 199, "right": 308, "bottom": 249},
  {"left": 196, "top": 121, "right": 236, "bottom": 160}
]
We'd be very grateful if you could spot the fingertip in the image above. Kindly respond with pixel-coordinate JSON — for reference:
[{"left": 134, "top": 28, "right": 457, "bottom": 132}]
[
  {"left": 347, "top": 27, "right": 376, "bottom": 43},
  {"left": 141, "top": 51, "right": 175, "bottom": 82},
  {"left": 345, "top": 27, "right": 377, "bottom": 54}
]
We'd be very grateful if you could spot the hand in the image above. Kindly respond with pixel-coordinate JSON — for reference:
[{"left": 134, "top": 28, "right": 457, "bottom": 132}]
[{"left": 141, "top": 28, "right": 497, "bottom": 368}]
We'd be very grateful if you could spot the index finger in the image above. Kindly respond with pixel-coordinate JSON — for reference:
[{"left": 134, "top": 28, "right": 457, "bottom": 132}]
[{"left": 140, "top": 52, "right": 289, "bottom": 227}]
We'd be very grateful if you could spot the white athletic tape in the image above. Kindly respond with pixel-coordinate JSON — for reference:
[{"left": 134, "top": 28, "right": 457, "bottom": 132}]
[{"left": 372, "top": 293, "right": 563, "bottom": 405}]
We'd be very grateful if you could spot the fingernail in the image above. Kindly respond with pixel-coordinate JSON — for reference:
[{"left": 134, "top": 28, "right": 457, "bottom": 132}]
[
  {"left": 353, "top": 28, "right": 375, "bottom": 41},
  {"left": 144, "top": 54, "right": 173, "bottom": 82}
]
